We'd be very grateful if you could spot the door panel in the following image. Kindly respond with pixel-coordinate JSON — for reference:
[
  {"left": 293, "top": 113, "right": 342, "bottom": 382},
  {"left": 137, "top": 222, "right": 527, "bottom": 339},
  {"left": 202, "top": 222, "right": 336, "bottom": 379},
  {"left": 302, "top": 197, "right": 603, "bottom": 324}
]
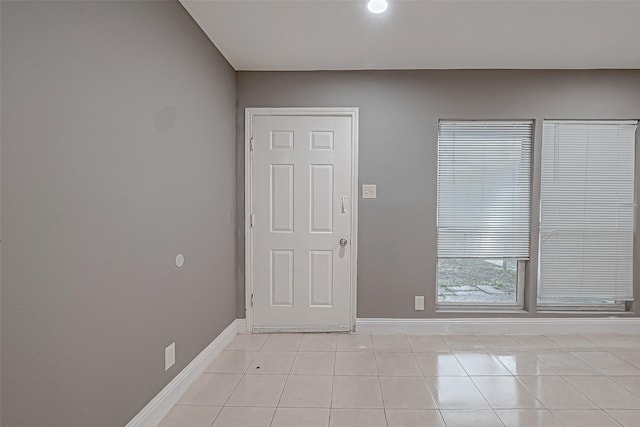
[
  {"left": 251, "top": 114, "right": 353, "bottom": 331},
  {"left": 270, "top": 164, "right": 294, "bottom": 232},
  {"left": 310, "top": 165, "right": 334, "bottom": 233},
  {"left": 310, "top": 250, "right": 333, "bottom": 307},
  {"left": 270, "top": 250, "right": 294, "bottom": 306}
]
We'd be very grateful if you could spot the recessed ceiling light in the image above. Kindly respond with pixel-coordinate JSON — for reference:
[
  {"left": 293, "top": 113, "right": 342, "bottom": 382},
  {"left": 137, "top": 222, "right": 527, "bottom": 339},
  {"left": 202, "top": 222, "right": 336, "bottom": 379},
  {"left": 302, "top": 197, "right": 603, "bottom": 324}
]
[{"left": 367, "top": 0, "right": 388, "bottom": 14}]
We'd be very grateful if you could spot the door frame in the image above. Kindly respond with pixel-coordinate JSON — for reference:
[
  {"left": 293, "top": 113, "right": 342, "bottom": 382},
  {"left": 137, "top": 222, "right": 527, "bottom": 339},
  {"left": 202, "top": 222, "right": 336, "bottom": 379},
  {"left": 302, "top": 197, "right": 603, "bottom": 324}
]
[{"left": 245, "top": 107, "right": 359, "bottom": 333}]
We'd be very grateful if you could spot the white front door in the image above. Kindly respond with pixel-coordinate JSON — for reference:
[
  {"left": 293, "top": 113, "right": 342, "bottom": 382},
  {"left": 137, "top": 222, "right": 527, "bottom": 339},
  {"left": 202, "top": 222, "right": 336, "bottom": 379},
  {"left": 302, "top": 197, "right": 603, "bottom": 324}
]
[{"left": 248, "top": 110, "right": 356, "bottom": 332}]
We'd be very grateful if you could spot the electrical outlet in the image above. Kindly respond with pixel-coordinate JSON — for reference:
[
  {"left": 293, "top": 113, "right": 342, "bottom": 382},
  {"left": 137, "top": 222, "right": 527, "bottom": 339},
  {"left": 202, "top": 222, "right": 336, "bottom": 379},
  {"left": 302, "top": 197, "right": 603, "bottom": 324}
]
[
  {"left": 415, "top": 296, "right": 425, "bottom": 311},
  {"left": 165, "top": 342, "right": 175, "bottom": 371}
]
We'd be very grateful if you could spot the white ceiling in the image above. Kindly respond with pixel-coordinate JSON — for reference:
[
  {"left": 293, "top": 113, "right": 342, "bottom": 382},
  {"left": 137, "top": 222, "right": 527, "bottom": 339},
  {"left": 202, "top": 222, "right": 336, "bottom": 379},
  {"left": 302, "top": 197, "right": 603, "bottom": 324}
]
[{"left": 180, "top": 0, "right": 640, "bottom": 71}]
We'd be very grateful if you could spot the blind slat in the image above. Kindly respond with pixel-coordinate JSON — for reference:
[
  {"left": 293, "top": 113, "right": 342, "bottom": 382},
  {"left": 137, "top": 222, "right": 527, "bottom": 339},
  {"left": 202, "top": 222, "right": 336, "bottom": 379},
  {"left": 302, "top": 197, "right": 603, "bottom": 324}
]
[
  {"left": 539, "top": 121, "right": 637, "bottom": 302},
  {"left": 437, "top": 121, "right": 533, "bottom": 259}
]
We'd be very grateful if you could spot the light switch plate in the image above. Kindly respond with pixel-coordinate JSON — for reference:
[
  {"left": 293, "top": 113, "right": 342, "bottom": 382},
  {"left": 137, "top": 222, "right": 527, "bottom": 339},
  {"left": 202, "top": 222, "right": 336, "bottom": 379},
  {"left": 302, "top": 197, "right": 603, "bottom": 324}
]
[
  {"left": 362, "top": 184, "right": 377, "bottom": 199},
  {"left": 415, "top": 296, "right": 425, "bottom": 311}
]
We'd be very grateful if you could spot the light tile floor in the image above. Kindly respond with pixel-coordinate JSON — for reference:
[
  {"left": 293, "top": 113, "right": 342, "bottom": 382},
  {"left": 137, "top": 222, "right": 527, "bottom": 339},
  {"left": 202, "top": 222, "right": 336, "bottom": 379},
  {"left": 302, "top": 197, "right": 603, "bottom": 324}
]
[{"left": 160, "top": 333, "right": 640, "bottom": 427}]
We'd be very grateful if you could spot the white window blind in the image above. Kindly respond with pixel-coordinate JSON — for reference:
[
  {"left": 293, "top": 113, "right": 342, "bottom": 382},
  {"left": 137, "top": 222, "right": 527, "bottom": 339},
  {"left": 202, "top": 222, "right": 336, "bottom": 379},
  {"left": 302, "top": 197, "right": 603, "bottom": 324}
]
[
  {"left": 539, "top": 120, "right": 637, "bottom": 302},
  {"left": 437, "top": 121, "right": 533, "bottom": 259}
]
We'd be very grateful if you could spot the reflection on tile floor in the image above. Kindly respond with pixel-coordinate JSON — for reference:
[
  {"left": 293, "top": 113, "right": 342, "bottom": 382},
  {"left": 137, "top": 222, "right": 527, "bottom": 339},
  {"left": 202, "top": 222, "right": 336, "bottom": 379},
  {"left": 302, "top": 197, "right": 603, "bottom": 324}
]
[{"left": 159, "top": 332, "right": 640, "bottom": 427}]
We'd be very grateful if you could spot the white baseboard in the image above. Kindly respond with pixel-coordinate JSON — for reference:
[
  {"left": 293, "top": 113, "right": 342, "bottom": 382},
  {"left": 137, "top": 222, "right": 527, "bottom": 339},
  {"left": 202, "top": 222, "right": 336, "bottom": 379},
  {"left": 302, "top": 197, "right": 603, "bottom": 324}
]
[
  {"left": 126, "top": 319, "right": 240, "bottom": 427},
  {"left": 356, "top": 317, "right": 640, "bottom": 335}
]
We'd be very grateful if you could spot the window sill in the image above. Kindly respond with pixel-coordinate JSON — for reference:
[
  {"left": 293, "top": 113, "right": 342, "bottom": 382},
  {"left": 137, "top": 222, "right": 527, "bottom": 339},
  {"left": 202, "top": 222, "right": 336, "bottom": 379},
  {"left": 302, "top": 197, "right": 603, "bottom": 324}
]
[
  {"left": 537, "top": 303, "right": 627, "bottom": 313},
  {"left": 436, "top": 307, "right": 528, "bottom": 315},
  {"left": 536, "top": 310, "right": 632, "bottom": 316}
]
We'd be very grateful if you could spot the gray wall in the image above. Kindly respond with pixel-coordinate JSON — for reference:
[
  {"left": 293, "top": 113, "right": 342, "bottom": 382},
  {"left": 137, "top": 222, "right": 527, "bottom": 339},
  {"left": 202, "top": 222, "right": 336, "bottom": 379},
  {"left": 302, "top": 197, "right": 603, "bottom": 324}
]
[
  {"left": 1, "top": 1, "right": 236, "bottom": 426},
  {"left": 237, "top": 70, "right": 640, "bottom": 319}
]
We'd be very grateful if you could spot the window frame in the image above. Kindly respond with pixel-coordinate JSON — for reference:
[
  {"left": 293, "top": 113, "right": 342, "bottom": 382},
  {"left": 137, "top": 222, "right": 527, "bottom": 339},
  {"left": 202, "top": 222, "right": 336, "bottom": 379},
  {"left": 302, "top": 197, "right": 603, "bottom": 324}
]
[
  {"left": 535, "top": 119, "right": 637, "bottom": 311},
  {"left": 435, "top": 119, "right": 534, "bottom": 310},
  {"left": 435, "top": 259, "right": 526, "bottom": 310}
]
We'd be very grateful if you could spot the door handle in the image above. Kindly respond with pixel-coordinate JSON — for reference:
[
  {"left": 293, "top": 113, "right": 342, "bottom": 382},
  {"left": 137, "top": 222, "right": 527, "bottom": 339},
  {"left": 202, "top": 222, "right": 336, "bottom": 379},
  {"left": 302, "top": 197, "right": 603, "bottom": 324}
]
[
  {"left": 341, "top": 196, "right": 347, "bottom": 213},
  {"left": 339, "top": 238, "right": 348, "bottom": 247}
]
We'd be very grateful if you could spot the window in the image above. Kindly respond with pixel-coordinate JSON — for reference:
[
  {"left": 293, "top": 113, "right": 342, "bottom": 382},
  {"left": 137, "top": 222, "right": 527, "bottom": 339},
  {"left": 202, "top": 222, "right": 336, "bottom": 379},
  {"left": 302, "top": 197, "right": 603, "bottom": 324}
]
[
  {"left": 437, "top": 121, "right": 533, "bottom": 306},
  {"left": 538, "top": 120, "right": 637, "bottom": 308}
]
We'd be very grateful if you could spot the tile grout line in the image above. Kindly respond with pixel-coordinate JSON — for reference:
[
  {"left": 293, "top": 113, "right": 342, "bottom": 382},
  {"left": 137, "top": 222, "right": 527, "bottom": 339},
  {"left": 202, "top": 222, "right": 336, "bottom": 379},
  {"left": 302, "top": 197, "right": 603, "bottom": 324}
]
[
  {"left": 376, "top": 359, "right": 389, "bottom": 427},
  {"left": 558, "top": 374, "right": 620, "bottom": 410},
  {"left": 329, "top": 349, "right": 336, "bottom": 427},
  {"left": 603, "top": 409, "right": 629, "bottom": 427},
  {"left": 266, "top": 335, "right": 303, "bottom": 424},
  {"left": 494, "top": 408, "right": 508, "bottom": 427},
  {"left": 609, "top": 376, "right": 640, "bottom": 400},
  {"left": 209, "top": 335, "right": 267, "bottom": 427},
  {"left": 436, "top": 408, "right": 447, "bottom": 427},
  {"left": 450, "top": 351, "right": 474, "bottom": 378},
  {"left": 209, "top": 347, "right": 255, "bottom": 426}
]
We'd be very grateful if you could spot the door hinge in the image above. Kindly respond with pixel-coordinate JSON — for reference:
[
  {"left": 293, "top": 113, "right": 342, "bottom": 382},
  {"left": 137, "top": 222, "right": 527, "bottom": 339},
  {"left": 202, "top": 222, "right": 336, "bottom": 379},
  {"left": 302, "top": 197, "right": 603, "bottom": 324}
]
[
  {"left": 250, "top": 137, "right": 254, "bottom": 152},
  {"left": 250, "top": 213, "right": 254, "bottom": 228},
  {"left": 251, "top": 293, "right": 254, "bottom": 307}
]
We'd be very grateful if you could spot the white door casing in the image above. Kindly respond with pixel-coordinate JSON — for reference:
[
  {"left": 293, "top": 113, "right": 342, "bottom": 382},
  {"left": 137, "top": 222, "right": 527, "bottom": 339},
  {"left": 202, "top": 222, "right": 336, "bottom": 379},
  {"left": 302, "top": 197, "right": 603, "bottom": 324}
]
[{"left": 245, "top": 108, "right": 358, "bottom": 333}]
